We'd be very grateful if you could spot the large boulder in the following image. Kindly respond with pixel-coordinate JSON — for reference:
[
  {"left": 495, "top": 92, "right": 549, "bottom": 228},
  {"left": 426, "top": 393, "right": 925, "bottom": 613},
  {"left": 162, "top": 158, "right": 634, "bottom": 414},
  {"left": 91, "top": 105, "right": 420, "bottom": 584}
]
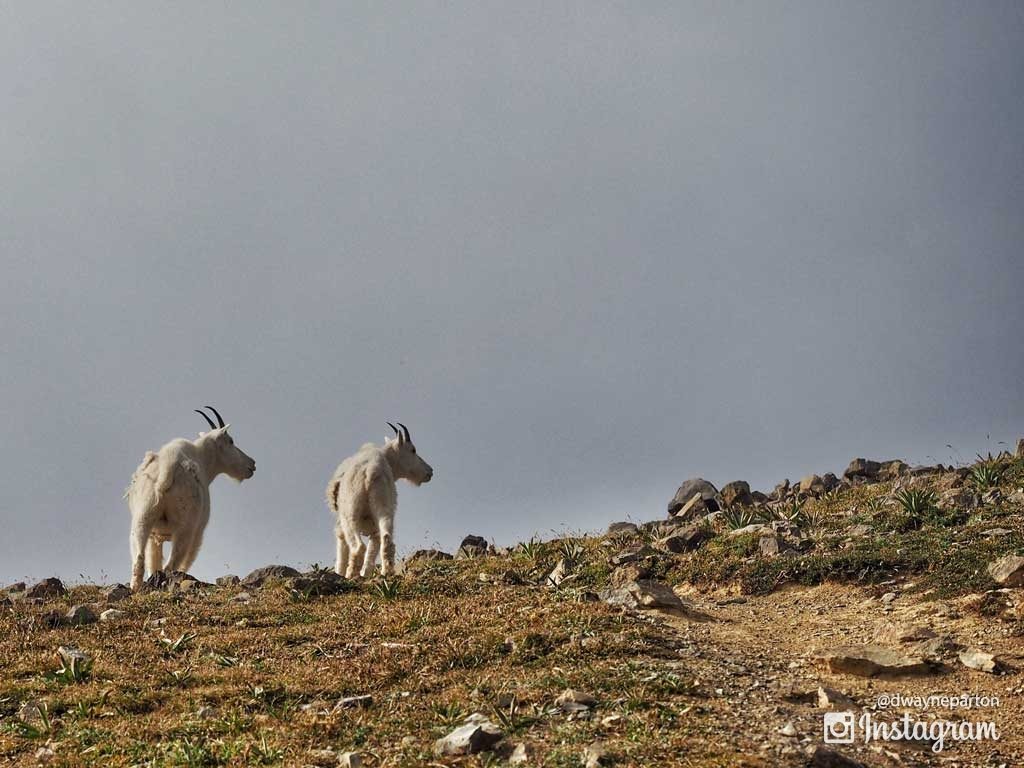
[
  {"left": 878, "top": 460, "right": 909, "bottom": 480},
  {"left": 667, "top": 478, "right": 719, "bottom": 518},
  {"left": 799, "top": 474, "right": 826, "bottom": 497},
  {"left": 844, "top": 458, "right": 882, "bottom": 480},
  {"left": 720, "top": 480, "right": 754, "bottom": 508}
]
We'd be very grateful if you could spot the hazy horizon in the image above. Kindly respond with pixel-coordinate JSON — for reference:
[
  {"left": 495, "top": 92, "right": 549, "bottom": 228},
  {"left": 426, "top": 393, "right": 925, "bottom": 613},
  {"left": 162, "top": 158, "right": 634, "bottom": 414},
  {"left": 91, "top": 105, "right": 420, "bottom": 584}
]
[{"left": 2, "top": 3, "right": 1022, "bottom": 585}]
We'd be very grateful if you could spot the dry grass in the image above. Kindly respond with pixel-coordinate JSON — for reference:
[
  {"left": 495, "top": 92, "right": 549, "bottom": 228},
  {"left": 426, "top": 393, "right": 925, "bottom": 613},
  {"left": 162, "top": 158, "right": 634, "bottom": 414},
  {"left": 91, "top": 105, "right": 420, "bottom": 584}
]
[{"left": 0, "top": 566, "right": 739, "bottom": 767}]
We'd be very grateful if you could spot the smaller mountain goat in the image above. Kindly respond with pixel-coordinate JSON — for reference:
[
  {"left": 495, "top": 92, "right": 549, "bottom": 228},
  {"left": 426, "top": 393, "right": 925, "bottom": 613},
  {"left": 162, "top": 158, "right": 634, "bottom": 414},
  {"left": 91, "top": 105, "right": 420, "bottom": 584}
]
[
  {"left": 326, "top": 423, "right": 433, "bottom": 578},
  {"left": 124, "top": 407, "right": 255, "bottom": 589}
]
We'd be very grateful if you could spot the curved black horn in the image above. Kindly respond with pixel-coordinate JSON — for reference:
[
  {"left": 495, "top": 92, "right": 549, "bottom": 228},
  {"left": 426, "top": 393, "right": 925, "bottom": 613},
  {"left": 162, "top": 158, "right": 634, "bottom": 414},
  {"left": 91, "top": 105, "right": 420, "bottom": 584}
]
[
  {"left": 386, "top": 422, "right": 399, "bottom": 438},
  {"left": 397, "top": 422, "right": 411, "bottom": 443},
  {"left": 195, "top": 409, "right": 217, "bottom": 430},
  {"left": 204, "top": 405, "right": 225, "bottom": 428}
]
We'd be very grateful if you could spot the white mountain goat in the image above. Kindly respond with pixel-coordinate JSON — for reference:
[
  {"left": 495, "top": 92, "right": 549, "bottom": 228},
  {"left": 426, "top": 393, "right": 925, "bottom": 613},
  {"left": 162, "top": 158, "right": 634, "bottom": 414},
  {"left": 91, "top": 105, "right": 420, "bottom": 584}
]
[
  {"left": 124, "top": 406, "right": 255, "bottom": 589},
  {"left": 326, "top": 422, "right": 433, "bottom": 578}
]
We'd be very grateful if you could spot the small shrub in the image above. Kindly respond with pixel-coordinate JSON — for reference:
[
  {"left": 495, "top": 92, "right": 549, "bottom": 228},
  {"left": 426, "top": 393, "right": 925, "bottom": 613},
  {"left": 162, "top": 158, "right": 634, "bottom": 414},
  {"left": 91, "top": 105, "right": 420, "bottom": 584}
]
[
  {"left": 969, "top": 462, "right": 1002, "bottom": 492},
  {"left": 722, "top": 506, "right": 757, "bottom": 530}
]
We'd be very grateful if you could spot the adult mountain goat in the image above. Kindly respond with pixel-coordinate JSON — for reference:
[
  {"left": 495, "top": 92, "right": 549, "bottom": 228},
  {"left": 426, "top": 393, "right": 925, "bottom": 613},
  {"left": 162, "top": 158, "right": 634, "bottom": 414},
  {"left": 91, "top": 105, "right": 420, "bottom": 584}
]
[
  {"left": 326, "top": 422, "right": 433, "bottom": 578},
  {"left": 124, "top": 406, "right": 255, "bottom": 590}
]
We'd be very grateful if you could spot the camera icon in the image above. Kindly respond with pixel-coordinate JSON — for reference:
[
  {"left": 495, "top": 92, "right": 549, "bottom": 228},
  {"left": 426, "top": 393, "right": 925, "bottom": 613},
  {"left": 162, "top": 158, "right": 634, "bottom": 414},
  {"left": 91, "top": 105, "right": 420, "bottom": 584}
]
[{"left": 823, "top": 712, "right": 856, "bottom": 744}]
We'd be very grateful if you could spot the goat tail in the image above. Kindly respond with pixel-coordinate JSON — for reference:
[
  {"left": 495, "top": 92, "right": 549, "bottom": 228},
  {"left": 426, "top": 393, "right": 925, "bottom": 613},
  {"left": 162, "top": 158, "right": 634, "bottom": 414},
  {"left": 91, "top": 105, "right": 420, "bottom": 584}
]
[{"left": 327, "top": 480, "right": 341, "bottom": 512}]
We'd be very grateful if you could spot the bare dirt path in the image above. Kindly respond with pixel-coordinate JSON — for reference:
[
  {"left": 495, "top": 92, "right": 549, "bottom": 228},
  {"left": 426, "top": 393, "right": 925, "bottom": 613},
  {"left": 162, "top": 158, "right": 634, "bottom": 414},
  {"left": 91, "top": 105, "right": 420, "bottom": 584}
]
[{"left": 662, "top": 583, "right": 1023, "bottom": 767}]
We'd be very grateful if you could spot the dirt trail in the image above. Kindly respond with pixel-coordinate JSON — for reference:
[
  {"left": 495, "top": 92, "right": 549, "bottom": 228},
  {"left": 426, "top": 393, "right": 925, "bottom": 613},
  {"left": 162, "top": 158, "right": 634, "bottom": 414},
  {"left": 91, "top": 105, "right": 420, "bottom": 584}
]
[{"left": 660, "top": 583, "right": 1023, "bottom": 766}]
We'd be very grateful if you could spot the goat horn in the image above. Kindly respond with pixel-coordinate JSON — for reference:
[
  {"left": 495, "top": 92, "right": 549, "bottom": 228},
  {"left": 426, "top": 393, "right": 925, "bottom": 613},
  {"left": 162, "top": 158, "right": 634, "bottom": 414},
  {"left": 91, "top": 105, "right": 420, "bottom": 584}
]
[
  {"left": 195, "top": 409, "right": 217, "bottom": 430},
  {"left": 386, "top": 422, "right": 399, "bottom": 438},
  {"left": 204, "top": 405, "right": 226, "bottom": 428},
  {"left": 397, "top": 422, "right": 411, "bottom": 442}
]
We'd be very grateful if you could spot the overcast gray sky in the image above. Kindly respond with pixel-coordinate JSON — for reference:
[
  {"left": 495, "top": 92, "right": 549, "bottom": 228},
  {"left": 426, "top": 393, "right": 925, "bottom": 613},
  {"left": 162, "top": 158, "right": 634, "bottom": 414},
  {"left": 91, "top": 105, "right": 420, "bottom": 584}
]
[{"left": 1, "top": 3, "right": 1022, "bottom": 585}]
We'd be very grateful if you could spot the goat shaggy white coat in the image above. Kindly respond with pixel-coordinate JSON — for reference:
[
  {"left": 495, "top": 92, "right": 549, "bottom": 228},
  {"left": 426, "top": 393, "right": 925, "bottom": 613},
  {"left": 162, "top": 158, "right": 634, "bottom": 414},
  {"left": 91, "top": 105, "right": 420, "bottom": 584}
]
[
  {"left": 326, "top": 423, "right": 433, "bottom": 578},
  {"left": 124, "top": 408, "right": 255, "bottom": 589}
]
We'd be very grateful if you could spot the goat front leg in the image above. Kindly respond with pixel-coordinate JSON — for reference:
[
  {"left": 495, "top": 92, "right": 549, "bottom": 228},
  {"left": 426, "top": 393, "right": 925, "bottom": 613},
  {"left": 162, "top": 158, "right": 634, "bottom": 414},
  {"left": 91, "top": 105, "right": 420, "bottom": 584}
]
[
  {"left": 145, "top": 537, "right": 163, "bottom": 576},
  {"left": 164, "top": 526, "right": 195, "bottom": 574},
  {"left": 378, "top": 518, "right": 396, "bottom": 577}
]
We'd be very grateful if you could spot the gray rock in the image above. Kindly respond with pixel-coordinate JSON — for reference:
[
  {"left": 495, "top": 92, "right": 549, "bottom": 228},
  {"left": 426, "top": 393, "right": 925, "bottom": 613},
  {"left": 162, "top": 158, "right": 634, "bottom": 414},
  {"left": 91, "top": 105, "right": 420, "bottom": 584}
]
[
  {"left": 5, "top": 581, "right": 26, "bottom": 593},
  {"left": 599, "top": 580, "right": 710, "bottom": 620},
  {"left": 456, "top": 535, "right": 490, "bottom": 558},
  {"left": 959, "top": 648, "right": 1004, "bottom": 674},
  {"left": 758, "top": 533, "right": 797, "bottom": 558},
  {"left": 555, "top": 688, "right": 598, "bottom": 712},
  {"left": 142, "top": 570, "right": 209, "bottom": 592},
  {"left": 583, "top": 740, "right": 608, "bottom": 767},
  {"left": 909, "top": 464, "right": 942, "bottom": 476},
  {"left": 799, "top": 474, "right": 825, "bottom": 497},
  {"left": 878, "top": 460, "right": 909, "bottom": 480},
  {"left": 99, "top": 608, "right": 124, "bottom": 622},
  {"left": 720, "top": 480, "right": 754, "bottom": 508},
  {"left": 546, "top": 558, "right": 574, "bottom": 587},
  {"left": 657, "top": 523, "right": 709, "bottom": 553},
  {"left": 821, "top": 644, "right": 933, "bottom": 677},
  {"left": 609, "top": 545, "right": 656, "bottom": 566},
  {"left": 816, "top": 686, "right": 857, "bottom": 710},
  {"left": 505, "top": 742, "right": 535, "bottom": 765},
  {"left": 404, "top": 549, "right": 453, "bottom": 566},
  {"left": 433, "top": 718, "right": 503, "bottom": 756},
  {"left": 25, "top": 577, "right": 67, "bottom": 600},
  {"left": 987, "top": 555, "right": 1024, "bottom": 587},
  {"left": 65, "top": 604, "right": 98, "bottom": 625},
  {"left": 726, "top": 523, "right": 770, "bottom": 538},
  {"left": 667, "top": 478, "right": 719, "bottom": 517},
  {"left": 287, "top": 571, "right": 351, "bottom": 596},
  {"left": 1017, "top": 437, "right": 1024, "bottom": 459},
  {"left": 844, "top": 458, "right": 882, "bottom": 480},
  {"left": 811, "top": 746, "right": 866, "bottom": 768},
  {"left": 241, "top": 565, "right": 301, "bottom": 587},
  {"left": 104, "top": 584, "right": 132, "bottom": 603},
  {"left": 216, "top": 575, "right": 240, "bottom": 587},
  {"left": 606, "top": 521, "right": 638, "bottom": 536}
]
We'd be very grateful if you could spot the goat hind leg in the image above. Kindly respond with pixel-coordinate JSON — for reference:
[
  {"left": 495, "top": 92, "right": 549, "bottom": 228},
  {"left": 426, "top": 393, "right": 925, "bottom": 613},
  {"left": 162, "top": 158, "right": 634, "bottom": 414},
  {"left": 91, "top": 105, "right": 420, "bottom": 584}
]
[
  {"left": 361, "top": 533, "right": 381, "bottom": 578},
  {"left": 129, "top": 518, "right": 156, "bottom": 590},
  {"left": 164, "top": 527, "right": 195, "bottom": 573},
  {"left": 341, "top": 526, "right": 365, "bottom": 580},
  {"left": 335, "top": 535, "right": 350, "bottom": 576}
]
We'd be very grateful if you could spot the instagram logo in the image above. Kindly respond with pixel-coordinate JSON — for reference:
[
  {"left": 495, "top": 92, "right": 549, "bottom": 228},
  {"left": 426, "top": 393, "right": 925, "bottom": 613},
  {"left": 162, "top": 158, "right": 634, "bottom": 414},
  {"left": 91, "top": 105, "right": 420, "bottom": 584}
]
[{"left": 823, "top": 712, "right": 856, "bottom": 744}]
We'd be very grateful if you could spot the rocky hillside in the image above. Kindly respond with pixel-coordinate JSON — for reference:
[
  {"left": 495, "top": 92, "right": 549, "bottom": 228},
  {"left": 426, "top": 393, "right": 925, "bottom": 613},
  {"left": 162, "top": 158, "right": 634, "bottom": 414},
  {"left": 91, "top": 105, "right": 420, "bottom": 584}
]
[{"left": 1, "top": 444, "right": 1023, "bottom": 767}]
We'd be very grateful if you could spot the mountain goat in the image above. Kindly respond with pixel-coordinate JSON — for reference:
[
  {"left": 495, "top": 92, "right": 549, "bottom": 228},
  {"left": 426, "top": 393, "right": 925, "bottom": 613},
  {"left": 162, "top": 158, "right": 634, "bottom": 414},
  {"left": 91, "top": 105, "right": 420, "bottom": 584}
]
[
  {"left": 326, "top": 422, "right": 433, "bottom": 578},
  {"left": 124, "top": 406, "right": 256, "bottom": 590}
]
